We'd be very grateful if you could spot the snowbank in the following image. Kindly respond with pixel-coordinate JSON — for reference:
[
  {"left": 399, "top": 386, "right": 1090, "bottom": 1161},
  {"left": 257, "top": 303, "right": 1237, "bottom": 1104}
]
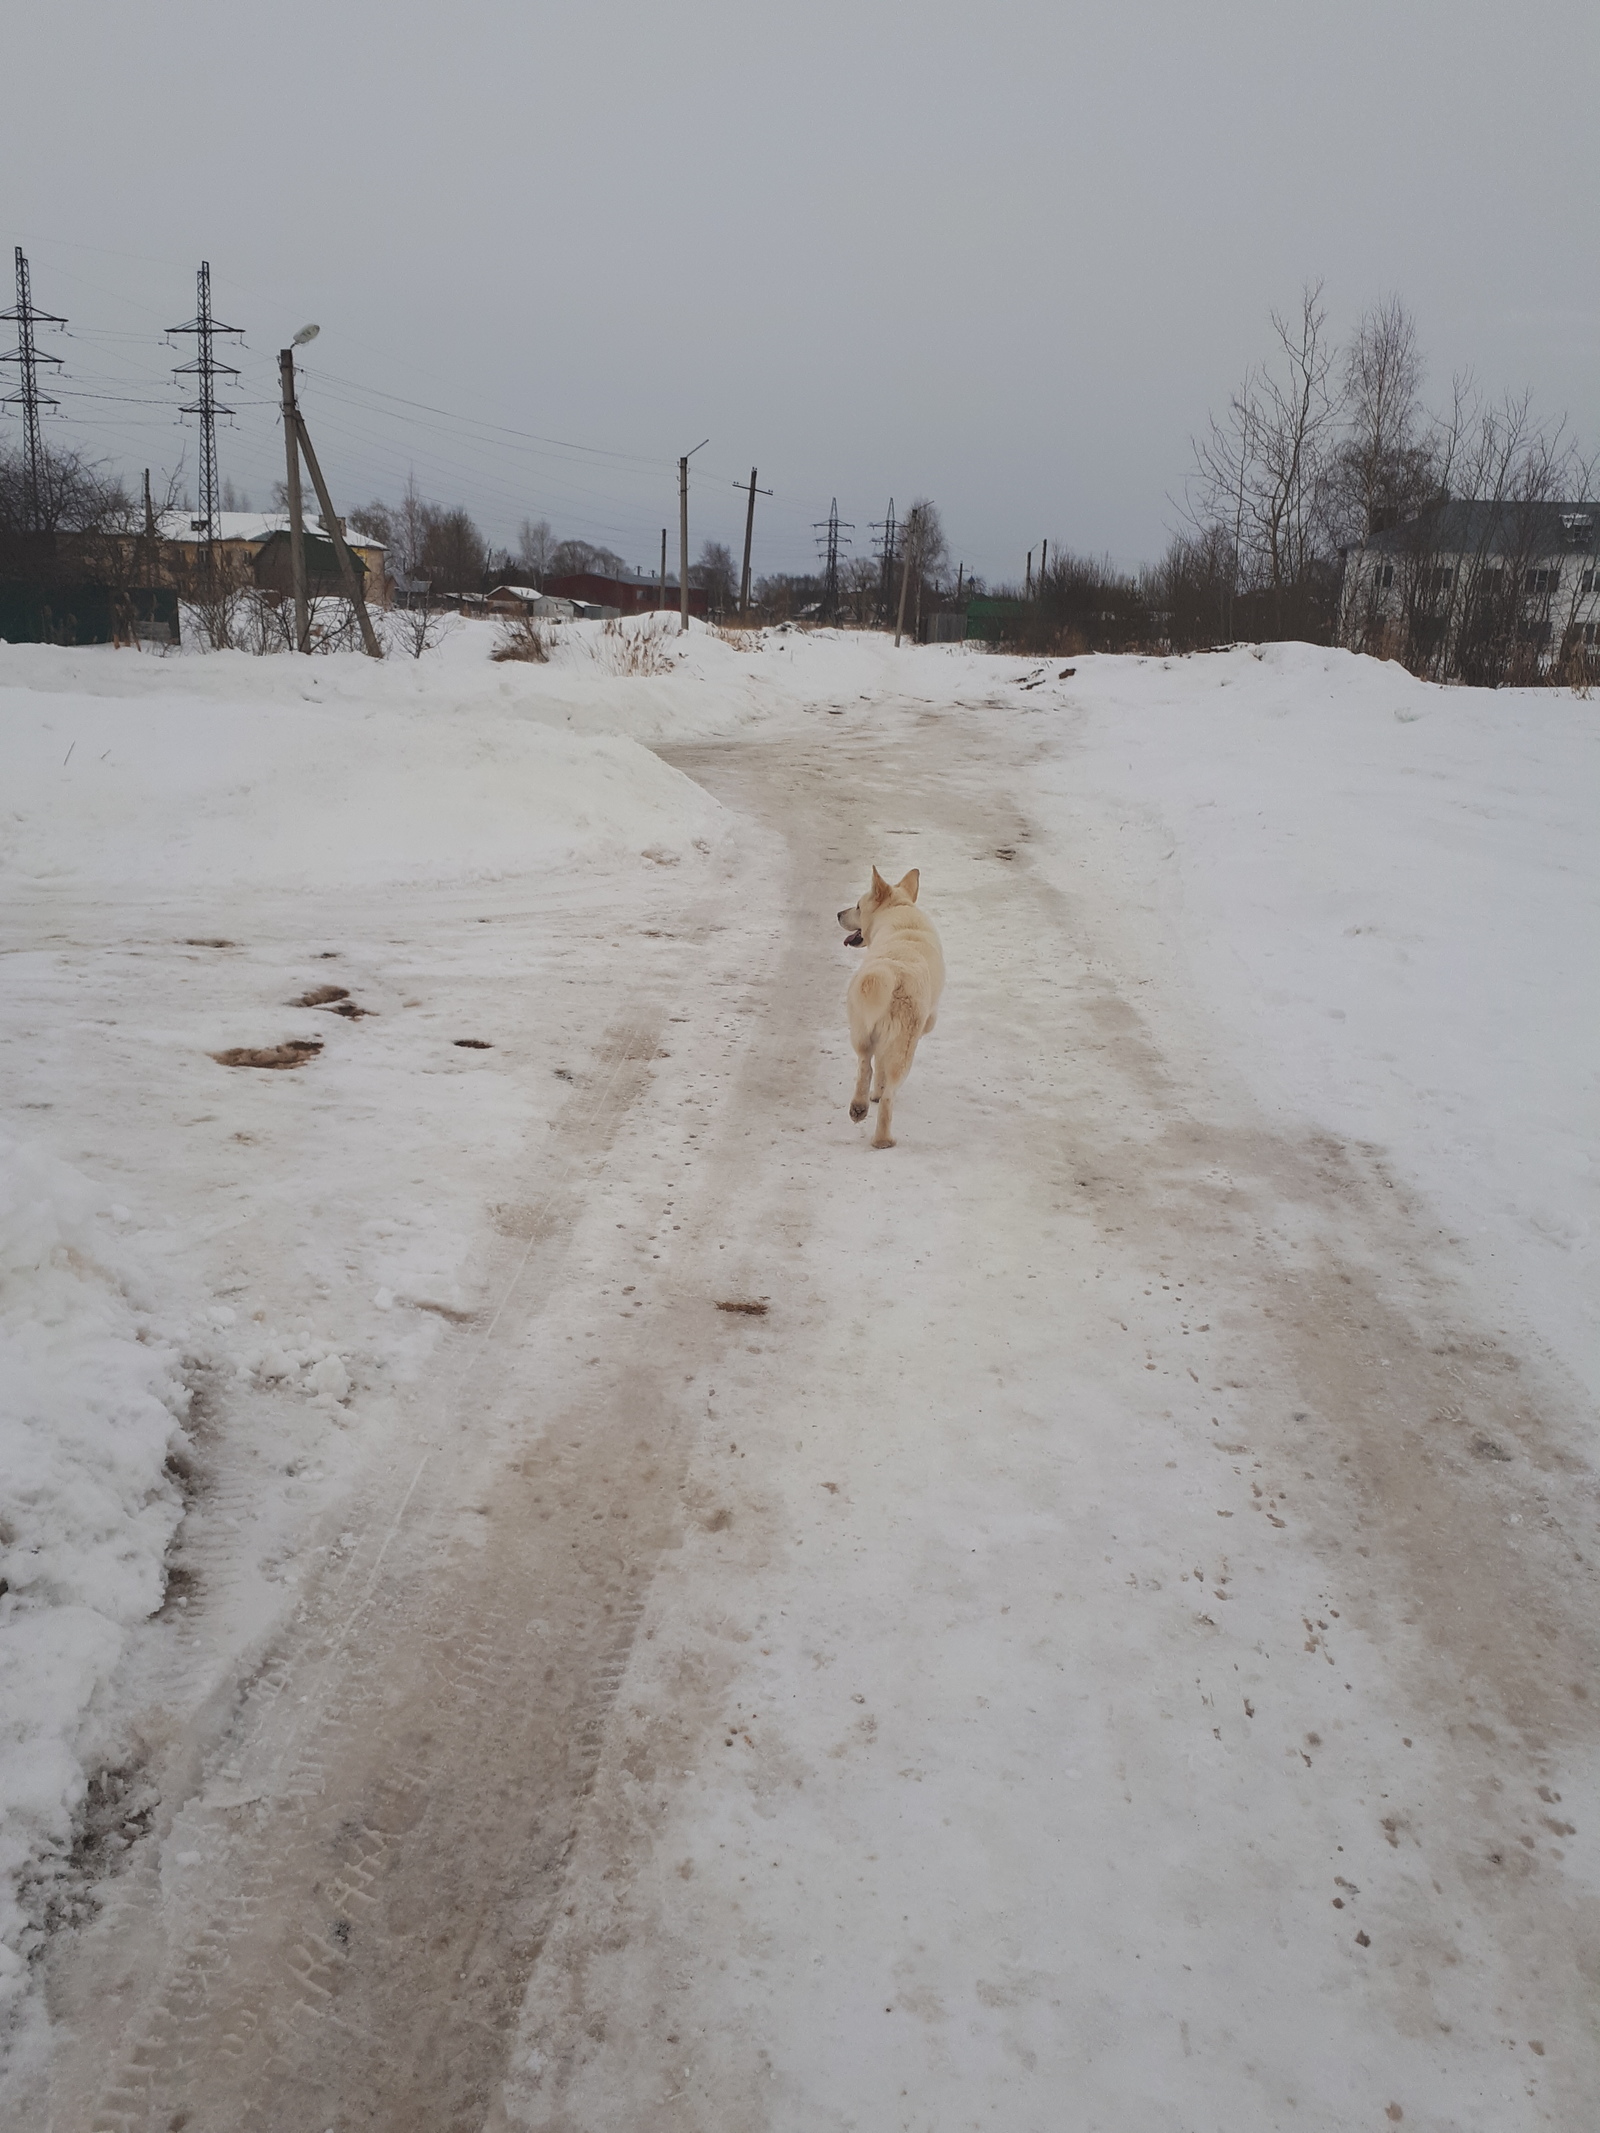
[
  {"left": 1031, "top": 642, "right": 1600, "bottom": 1397},
  {"left": 0, "top": 654, "right": 723, "bottom": 896},
  {"left": 0, "top": 1135, "right": 188, "bottom": 1999}
]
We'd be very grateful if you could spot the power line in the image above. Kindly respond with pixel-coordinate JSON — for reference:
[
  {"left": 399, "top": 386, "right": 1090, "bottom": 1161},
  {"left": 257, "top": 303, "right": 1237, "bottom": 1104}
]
[
  {"left": 295, "top": 365, "right": 671, "bottom": 472},
  {"left": 1, "top": 248, "right": 68, "bottom": 532}
]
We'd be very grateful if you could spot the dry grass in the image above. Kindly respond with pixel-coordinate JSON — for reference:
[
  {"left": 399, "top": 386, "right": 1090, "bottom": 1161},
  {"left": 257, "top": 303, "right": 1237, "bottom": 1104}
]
[
  {"left": 596, "top": 615, "right": 676, "bottom": 675},
  {"left": 491, "top": 616, "right": 550, "bottom": 663},
  {"left": 715, "top": 1299, "right": 769, "bottom": 1316}
]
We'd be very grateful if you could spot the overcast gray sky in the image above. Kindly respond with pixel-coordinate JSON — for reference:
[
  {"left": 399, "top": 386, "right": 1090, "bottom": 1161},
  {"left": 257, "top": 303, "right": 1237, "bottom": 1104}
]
[{"left": 7, "top": 0, "right": 1597, "bottom": 586}]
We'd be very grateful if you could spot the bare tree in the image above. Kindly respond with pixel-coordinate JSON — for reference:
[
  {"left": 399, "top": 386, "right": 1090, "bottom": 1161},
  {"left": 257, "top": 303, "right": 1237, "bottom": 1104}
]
[
  {"left": 693, "top": 539, "right": 735, "bottom": 615},
  {"left": 841, "top": 554, "right": 881, "bottom": 626},
  {"left": 544, "top": 536, "right": 629, "bottom": 581},
  {"left": 517, "top": 517, "right": 555, "bottom": 586},
  {"left": 900, "top": 498, "right": 947, "bottom": 639},
  {"left": 1326, "top": 296, "right": 1434, "bottom": 542},
  {"left": 0, "top": 443, "right": 132, "bottom": 535},
  {"left": 352, "top": 495, "right": 395, "bottom": 551},
  {"left": 1191, "top": 281, "right": 1339, "bottom": 636},
  {"left": 417, "top": 505, "right": 486, "bottom": 596}
]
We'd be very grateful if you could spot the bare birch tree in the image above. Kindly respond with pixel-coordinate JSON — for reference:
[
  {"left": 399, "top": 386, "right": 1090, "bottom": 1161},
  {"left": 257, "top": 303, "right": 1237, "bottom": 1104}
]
[{"left": 1192, "top": 282, "right": 1339, "bottom": 636}]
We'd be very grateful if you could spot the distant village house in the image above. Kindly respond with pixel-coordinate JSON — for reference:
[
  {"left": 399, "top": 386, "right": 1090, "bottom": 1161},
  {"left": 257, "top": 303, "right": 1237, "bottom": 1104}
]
[{"left": 1339, "top": 499, "right": 1598, "bottom": 683}]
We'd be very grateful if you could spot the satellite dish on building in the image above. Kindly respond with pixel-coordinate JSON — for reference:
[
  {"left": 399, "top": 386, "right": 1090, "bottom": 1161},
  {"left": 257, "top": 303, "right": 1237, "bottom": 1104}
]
[{"left": 292, "top": 323, "right": 320, "bottom": 347}]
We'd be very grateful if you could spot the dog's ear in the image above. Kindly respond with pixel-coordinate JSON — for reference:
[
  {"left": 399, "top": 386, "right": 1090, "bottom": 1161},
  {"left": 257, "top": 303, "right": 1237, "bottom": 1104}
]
[
  {"left": 870, "top": 865, "right": 889, "bottom": 900},
  {"left": 898, "top": 868, "right": 920, "bottom": 902}
]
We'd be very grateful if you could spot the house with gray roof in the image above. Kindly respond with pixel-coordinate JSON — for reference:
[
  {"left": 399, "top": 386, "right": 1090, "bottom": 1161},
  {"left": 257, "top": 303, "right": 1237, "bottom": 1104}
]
[{"left": 1339, "top": 498, "right": 1598, "bottom": 684}]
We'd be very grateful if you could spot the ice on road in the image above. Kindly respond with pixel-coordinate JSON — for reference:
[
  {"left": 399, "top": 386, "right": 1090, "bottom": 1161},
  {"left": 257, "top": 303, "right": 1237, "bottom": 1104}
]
[{"left": 0, "top": 624, "right": 1594, "bottom": 2132}]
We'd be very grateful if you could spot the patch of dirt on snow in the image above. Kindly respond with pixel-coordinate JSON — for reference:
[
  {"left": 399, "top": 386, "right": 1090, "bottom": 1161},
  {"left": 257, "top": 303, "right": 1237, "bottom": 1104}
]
[{"left": 211, "top": 1039, "right": 322, "bottom": 1070}]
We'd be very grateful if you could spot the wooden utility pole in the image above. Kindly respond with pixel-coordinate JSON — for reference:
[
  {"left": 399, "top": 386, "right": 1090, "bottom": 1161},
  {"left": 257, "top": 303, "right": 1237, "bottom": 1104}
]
[
  {"left": 279, "top": 348, "right": 310, "bottom": 652},
  {"left": 736, "top": 466, "right": 771, "bottom": 620},
  {"left": 1025, "top": 548, "right": 1033, "bottom": 600},
  {"left": 677, "top": 440, "right": 708, "bottom": 636},
  {"left": 894, "top": 548, "right": 913, "bottom": 647},
  {"left": 659, "top": 528, "right": 667, "bottom": 613},
  {"left": 292, "top": 403, "right": 382, "bottom": 658},
  {"left": 142, "top": 468, "right": 155, "bottom": 538},
  {"left": 678, "top": 456, "right": 690, "bottom": 635},
  {"left": 1040, "top": 538, "right": 1048, "bottom": 591}
]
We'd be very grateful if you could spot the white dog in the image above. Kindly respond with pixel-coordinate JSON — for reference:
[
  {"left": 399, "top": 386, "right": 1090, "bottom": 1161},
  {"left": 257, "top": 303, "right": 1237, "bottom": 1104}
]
[{"left": 836, "top": 867, "right": 944, "bottom": 1149}]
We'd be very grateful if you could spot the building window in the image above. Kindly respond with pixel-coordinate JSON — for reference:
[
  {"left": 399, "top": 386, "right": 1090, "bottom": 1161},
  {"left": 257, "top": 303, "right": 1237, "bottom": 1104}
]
[
  {"left": 1377, "top": 564, "right": 1394, "bottom": 589},
  {"left": 1582, "top": 569, "right": 1596, "bottom": 595},
  {"left": 1427, "top": 566, "right": 1453, "bottom": 595},
  {"left": 1525, "top": 567, "right": 1557, "bottom": 595},
  {"left": 1585, "top": 621, "right": 1598, "bottom": 646}
]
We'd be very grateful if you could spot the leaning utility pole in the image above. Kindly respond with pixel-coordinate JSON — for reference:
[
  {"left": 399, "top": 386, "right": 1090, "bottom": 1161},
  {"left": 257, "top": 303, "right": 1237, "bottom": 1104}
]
[
  {"left": 659, "top": 527, "right": 667, "bottom": 612},
  {"left": 291, "top": 401, "right": 382, "bottom": 658},
  {"left": 278, "top": 348, "right": 310, "bottom": 652},
  {"left": 814, "top": 498, "right": 853, "bottom": 624},
  {"left": 168, "top": 263, "right": 242, "bottom": 561},
  {"left": 276, "top": 339, "right": 380, "bottom": 659},
  {"left": 1, "top": 249, "right": 67, "bottom": 533},
  {"left": 736, "top": 466, "right": 771, "bottom": 620}
]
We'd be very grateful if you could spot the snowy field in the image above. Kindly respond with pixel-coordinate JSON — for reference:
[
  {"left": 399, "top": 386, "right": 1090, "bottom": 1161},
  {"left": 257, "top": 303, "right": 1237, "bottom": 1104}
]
[{"left": 0, "top": 618, "right": 1595, "bottom": 2130}]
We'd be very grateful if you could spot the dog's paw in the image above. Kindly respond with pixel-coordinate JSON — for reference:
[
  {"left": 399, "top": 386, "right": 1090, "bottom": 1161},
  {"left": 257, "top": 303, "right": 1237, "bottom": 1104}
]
[
  {"left": 871, "top": 1135, "right": 896, "bottom": 1150},
  {"left": 849, "top": 1101, "right": 868, "bottom": 1122}
]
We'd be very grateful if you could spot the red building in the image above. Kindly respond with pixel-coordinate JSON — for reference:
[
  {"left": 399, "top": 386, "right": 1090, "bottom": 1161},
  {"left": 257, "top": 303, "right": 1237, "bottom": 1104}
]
[{"left": 543, "top": 571, "right": 708, "bottom": 618}]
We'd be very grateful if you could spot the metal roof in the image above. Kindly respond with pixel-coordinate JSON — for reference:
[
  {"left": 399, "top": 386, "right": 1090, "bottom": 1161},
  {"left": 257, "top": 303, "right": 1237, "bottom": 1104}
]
[
  {"left": 1362, "top": 499, "right": 1598, "bottom": 556},
  {"left": 153, "top": 510, "right": 385, "bottom": 549}
]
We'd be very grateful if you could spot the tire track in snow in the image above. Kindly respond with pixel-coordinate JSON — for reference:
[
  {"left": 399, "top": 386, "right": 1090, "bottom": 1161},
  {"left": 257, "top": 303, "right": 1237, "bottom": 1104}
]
[{"left": 47, "top": 980, "right": 770, "bottom": 2133}]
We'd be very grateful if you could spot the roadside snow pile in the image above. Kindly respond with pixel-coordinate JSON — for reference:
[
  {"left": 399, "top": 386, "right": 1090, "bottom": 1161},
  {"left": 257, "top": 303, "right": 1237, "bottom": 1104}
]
[
  {"left": 0, "top": 1134, "right": 188, "bottom": 2000},
  {"left": 1035, "top": 643, "right": 1600, "bottom": 1395},
  {"left": 0, "top": 651, "right": 723, "bottom": 896}
]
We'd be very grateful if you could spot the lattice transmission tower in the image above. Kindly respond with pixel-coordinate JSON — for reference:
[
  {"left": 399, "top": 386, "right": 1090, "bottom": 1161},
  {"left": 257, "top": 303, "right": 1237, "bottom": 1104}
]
[
  {"left": 1, "top": 248, "right": 67, "bottom": 532},
  {"left": 814, "top": 497, "right": 853, "bottom": 623},
  {"left": 168, "top": 261, "right": 243, "bottom": 548}
]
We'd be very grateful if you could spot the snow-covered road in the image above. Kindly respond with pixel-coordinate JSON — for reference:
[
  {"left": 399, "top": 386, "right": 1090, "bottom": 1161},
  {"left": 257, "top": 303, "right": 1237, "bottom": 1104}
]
[{"left": 2, "top": 629, "right": 1595, "bottom": 2131}]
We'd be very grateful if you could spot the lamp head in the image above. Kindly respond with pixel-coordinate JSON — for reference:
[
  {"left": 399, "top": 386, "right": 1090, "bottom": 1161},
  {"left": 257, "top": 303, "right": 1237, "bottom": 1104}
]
[{"left": 292, "top": 323, "right": 320, "bottom": 347}]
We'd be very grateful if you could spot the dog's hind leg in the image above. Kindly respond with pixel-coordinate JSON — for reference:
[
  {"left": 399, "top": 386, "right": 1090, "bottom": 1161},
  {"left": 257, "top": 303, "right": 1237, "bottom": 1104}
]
[
  {"left": 872, "top": 1083, "right": 896, "bottom": 1148},
  {"left": 847, "top": 965, "right": 893, "bottom": 1126},
  {"left": 869, "top": 1004, "right": 920, "bottom": 1149},
  {"left": 849, "top": 1040, "right": 873, "bottom": 1122}
]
